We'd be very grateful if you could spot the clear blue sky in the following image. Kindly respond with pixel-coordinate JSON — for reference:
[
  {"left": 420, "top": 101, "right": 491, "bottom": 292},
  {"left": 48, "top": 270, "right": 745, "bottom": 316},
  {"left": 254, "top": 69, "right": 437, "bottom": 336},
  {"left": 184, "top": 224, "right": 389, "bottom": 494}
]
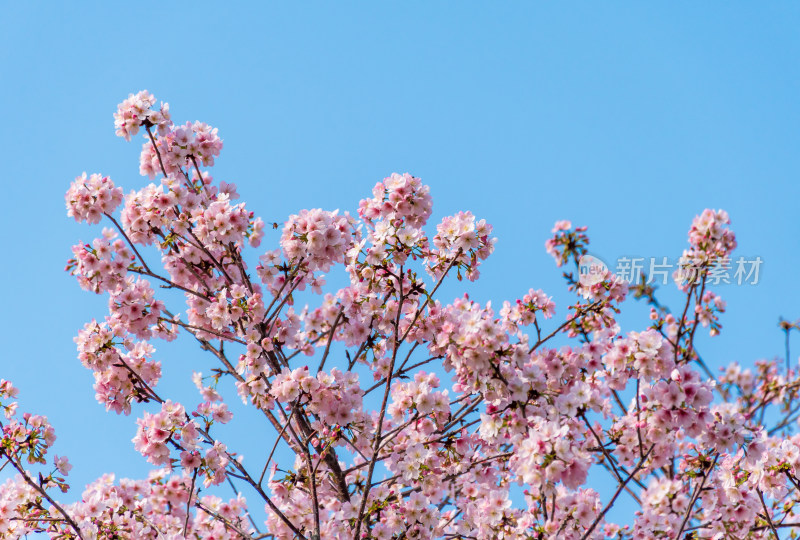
[{"left": 1, "top": 1, "right": 799, "bottom": 531}]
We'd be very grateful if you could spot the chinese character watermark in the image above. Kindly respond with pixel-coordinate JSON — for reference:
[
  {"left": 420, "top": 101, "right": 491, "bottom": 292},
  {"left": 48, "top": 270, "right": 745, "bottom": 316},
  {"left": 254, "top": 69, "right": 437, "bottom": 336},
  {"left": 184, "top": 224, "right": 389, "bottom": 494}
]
[
  {"left": 607, "top": 256, "right": 763, "bottom": 285},
  {"left": 577, "top": 254, "right": 763, "bottom": 286}
]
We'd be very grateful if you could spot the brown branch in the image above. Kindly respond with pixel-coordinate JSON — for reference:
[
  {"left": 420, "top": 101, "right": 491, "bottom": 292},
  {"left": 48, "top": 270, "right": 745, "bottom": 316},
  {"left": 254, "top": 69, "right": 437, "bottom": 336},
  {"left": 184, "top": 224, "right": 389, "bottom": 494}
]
[{"left": 581, "top": 444, "right": 654, "bottom": 540}]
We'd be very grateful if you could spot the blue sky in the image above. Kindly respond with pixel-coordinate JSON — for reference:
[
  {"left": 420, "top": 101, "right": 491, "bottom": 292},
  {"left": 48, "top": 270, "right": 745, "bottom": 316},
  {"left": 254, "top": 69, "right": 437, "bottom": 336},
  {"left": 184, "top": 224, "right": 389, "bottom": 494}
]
[{"left": 1, "top": 1, "right": 799, "bottom": 531}]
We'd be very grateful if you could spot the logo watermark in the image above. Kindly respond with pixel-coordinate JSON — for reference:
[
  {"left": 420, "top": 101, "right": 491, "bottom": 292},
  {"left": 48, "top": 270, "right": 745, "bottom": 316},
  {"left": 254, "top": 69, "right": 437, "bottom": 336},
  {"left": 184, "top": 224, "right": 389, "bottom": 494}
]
[{"left": 578, "top": 254, "right": 609, "bottom": 287}]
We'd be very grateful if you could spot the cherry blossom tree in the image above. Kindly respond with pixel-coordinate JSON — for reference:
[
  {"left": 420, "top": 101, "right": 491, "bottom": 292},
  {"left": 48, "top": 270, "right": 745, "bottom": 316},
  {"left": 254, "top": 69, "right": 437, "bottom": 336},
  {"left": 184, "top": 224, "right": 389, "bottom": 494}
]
[{"left": 1, "top": 91, "right": 798, "bottom": 539}]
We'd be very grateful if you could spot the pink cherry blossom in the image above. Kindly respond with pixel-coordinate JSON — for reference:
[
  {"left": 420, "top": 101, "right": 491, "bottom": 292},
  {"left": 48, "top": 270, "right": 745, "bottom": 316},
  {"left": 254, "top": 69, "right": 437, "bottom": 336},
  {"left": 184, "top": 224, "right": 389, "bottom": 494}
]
[{"left": 13, "top": 90, "right": 795, "bottom": 540}]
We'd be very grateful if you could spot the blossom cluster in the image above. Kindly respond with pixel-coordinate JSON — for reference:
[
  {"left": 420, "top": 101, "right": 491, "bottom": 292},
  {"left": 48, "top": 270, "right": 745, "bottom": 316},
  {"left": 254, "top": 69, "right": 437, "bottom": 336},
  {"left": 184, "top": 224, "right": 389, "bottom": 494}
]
[
  {"left": 113, "top": 90, "right": 171, "bottom": 141},
  {"left": 545, "top": 220, "right": 589, "bottom": 267},
  {"left": 676, "top": 208, "right": 738, "bottom": 287},
  {"left": 280, "top": 208, "right": 355, "bottom": 273},
  {"left": 428, "top": 211, "right": 495, "bottom": 281},
  {"left": 66, "top": 228, "right": 134, "bottom": 293},
  {"left": 132, "top": 400, "right": 193, "bottom": 466},
  {"left": 108, "top": 277, "right": 164, "bottom": 339},
  {"left": 139, "top": 121, "right": 223, "bottom": 178},
  {"left": 358, "top": 172, "right": 433, "bottom": 229},
  {"left": 65, "top": 173, "right": 123, "bottom": 224}
]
